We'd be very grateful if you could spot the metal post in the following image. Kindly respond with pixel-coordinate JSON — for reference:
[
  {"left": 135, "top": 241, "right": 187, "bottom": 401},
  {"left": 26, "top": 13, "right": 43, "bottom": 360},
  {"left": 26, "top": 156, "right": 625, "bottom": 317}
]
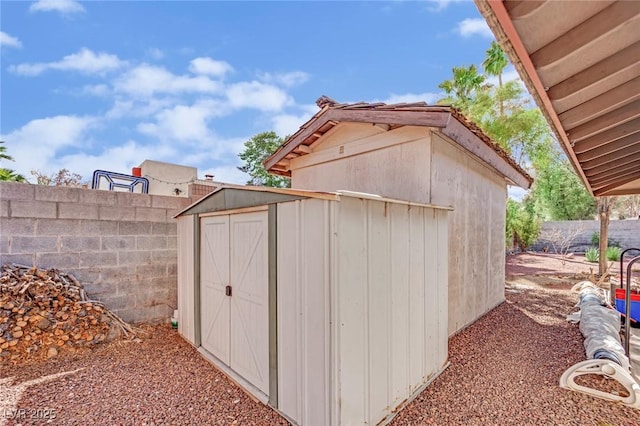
[
  {"left": 624, "top": 255, "right": 640, "bottom": 355},
  {"left": 620, "top": 248, "right": 640, "bottom": 288}
]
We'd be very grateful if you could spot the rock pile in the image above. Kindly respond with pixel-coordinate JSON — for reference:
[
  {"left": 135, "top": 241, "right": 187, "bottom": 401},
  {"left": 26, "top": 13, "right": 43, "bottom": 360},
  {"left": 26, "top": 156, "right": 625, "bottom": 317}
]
[{"left": 0, "top": 264, "right": 136, "bottom": 364}]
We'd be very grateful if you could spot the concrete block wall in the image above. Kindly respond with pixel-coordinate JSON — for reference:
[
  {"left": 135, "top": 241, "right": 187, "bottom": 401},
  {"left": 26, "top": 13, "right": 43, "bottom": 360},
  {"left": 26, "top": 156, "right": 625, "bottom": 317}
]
[
  {"left": 531, "top": 219, "right": 640, "bottom": 252},
  {"left": 0, "top": 182, "right": 193, "bottom": 323}
]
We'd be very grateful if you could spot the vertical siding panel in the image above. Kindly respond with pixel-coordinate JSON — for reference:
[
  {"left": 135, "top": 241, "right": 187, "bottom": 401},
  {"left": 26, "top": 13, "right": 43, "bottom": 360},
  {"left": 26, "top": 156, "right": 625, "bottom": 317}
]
[
  {"left": 423, "top": 209, "right": 439, "bottom": 378},
  {"left": 177, "top": 215, "right": 195, "bottom": 344},
  {"left": 301, "top": 199, "right": 330, "bottom": 426},
  {"left": 330, "top": 201, "right": 340, "bottom": 426},
  {"left": 277, "top": 201, "right": 300, "bottom": 423},
  {"left": 408, "top": 207, "right": 425, "bottom": 389},
  {"left": 436, "top": 210, "right": 449, "bottom": 367},
  {"left": 367, "top": 200, "right": 390, "bottom": 423},
  {"left": 390, "top": 203, "right": 410, "bottom": 404},
  {"left": 337, "top": 197, "right": 367, "bottom": 425},
  {"left": 295, "top": 202, "right": 304, "bottom": 421}
]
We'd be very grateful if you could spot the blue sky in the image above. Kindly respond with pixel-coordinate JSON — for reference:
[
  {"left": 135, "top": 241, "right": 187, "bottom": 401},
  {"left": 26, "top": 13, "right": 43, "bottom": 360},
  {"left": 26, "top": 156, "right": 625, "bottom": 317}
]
[{"left": 1, "top": 0, "right": 515, "bottom": 185}]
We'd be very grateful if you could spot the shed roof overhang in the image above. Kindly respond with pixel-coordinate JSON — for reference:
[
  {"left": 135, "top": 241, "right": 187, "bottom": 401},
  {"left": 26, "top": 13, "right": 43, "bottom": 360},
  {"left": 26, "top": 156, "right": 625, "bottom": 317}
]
[
  {"left": 175, "top": 185, "right": 453, "bottom": 217},
  {"left": 475, "top": 0, "right": 640, "bottom": 196},
  {"left": 264, "top": 100, "right": 533, "bottom": 189}
]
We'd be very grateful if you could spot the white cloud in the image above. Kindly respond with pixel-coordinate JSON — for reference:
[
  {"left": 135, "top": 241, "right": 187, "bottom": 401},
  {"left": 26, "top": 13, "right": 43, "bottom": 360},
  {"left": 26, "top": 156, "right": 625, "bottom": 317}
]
[
  {"left": 379, "top": 92, "right": 442, "bottom": 105},
  {"left": 456, "top": 18, "right": 494, "bottom": 39},
  {"left": 55, "top": 140, "right": 178, "bottom": 180},
  {"left": 146, "top": 48, "right": 164, "bottom": 60},
  {"left": 200, "top": 165, "right": 249, "bottom": 185},
  {"left": 9, "top": 48, "right": 125, "bottom": 76},
  {"left": 137, "top": 100, "right": 225, "bottom": 142},
  {"left": 508, "top": 185, "right": 526, "bottom": 201},
  {"left": 0, "top": 31, "right": 22, "bottom": 49},
  {"left": 189, "top": 57, "right": 233, "bottom": 77},
  {"left": 81, "top": 84, "right": 110, "bottom": 96},
  {"left": 427, "top": 0, "right": 465, "bottom": 12},
  {"left": 271, "top": 104, "right": 317, "bottom": 137},
  {"left": 226, "top": 81, "right": 291, "bottom": 112},
  {"left": 1, "top": 115, "right": 94, "bottom": 179},
  {"left": 114, "top": 64, "right": 222, "bottom": 97},
  {"left": 29, "top": 0, "right": 85, "bottom": 15},
  {"left": 259, "top": 71, "right": 310, "bottom": 88},
  {"left": 105, "top": 97, "right": 174, "bottom": 120}
]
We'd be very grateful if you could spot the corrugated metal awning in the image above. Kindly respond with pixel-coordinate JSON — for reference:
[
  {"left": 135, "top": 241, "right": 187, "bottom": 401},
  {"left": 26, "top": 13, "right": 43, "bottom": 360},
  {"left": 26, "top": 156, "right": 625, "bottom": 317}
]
[{"left": 476, "top": 0, "right": 640, "bottom": 196}]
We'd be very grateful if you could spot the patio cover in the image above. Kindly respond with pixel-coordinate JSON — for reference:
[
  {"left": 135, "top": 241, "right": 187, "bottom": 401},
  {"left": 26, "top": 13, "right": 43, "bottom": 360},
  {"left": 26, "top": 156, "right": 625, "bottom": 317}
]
[{"left": 476, "top": 0, "right": 640, "bottom": 196}]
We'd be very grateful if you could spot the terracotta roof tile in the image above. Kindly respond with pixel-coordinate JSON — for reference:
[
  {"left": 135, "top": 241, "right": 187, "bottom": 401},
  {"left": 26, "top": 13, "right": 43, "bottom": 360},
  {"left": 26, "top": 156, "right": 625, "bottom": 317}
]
[{"left": 266, "top": 97, "right": 533, "bottom": 185}]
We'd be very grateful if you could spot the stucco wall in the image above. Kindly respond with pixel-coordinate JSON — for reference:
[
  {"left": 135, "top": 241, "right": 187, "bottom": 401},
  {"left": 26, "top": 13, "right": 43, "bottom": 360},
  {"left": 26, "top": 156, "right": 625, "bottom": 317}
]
[
  {"left": 289, "top": 125, "right": 510, "bottom": 336},
  {"left": 292, "top": 126, "right": 432, "bottom": 203},
  {"left": 0, "top": 182, "right": 192, "bottom": 323},
  {"left": 430, "top": 132, "right": 507, "bottom": 335}
]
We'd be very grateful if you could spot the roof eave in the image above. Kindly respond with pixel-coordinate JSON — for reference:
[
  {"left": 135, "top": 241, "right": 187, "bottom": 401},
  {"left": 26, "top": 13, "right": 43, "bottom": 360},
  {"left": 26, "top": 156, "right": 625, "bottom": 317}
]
[{"left": 474, "top": 0, "right": 593, "bottom": 195}]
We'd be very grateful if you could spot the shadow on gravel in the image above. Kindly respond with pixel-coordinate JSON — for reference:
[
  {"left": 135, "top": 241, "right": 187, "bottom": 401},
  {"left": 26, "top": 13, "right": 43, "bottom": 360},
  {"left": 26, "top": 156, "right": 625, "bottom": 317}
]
[{"left": 391, "top": 287, "right": 638, "bottom": 426}]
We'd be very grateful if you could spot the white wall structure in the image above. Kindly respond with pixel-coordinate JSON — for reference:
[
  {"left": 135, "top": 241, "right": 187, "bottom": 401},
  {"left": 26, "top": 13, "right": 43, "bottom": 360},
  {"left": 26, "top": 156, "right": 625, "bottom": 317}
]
[
  {"left": 139, "top": 159, "right": 197, "bottom": 197},
  {"left": 176, "top": 186, "right": 450, "bottom": 425},
  {"left": 265, "top": 100, "right": 531, "bottom": 335}
]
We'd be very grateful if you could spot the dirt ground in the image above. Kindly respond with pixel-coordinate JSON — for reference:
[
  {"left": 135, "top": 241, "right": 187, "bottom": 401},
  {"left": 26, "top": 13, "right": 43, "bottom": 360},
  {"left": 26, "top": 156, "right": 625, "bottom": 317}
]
[{"left": 1, "top": 253, "right": 639, "bottom": 425}]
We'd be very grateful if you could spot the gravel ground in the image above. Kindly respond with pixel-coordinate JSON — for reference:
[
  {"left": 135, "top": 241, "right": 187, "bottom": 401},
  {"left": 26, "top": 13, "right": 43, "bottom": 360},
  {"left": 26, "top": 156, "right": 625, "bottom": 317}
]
[
  {"left": 506, "top": 252, "right": 640, "bottom": 280},
  {"left": 0, "top": 326, "right": 287, "bottom": 426},
  {"left": 391, "top": 282, "right": 639, "bottom": 426},
  {"left": 2, "top": 256, "right": 638, "bottom": 426}
]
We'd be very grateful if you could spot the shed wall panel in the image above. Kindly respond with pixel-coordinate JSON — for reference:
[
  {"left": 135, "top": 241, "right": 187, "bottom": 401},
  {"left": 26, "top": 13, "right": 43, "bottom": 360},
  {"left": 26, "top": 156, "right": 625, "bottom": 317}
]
[
  {"left": 292, "top": 134, "right": 432, "bottom": 204},
  {"left": 336, "top": 197, "right": 448, "bottom": 425},
  {"left": 277, "top": 199, "right": 331, "bottom": 426},
  {"left": 408, "top": 207, "right": 426, "bottom": 389},
  {"left": 430, "top": 133, "right": 506, "bottom": 335},
  {"left": 312, "top": 122, "right": 387, "bottom": 151},
  {"left": 177, "top": 215, "right": 195, "bottom": 344}
]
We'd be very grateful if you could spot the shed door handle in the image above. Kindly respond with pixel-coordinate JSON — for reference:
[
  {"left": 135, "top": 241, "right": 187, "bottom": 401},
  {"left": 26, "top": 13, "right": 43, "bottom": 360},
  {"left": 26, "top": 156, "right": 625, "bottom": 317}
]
[{"left": 225, "top": 285, "right": 232, "bottom": 297}]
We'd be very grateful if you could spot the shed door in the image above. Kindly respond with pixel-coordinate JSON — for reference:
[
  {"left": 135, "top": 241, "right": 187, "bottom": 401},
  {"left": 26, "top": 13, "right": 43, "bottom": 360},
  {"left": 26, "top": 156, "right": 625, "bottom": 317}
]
[
  {"left": 229, "top": 212, "right": 269, "bottom": 394},
  {"left": 200, "top": 211, "right": 269, "bottom": 396},
  {"left": 200, "top": 216, "right": 230, "bottom": 364}
]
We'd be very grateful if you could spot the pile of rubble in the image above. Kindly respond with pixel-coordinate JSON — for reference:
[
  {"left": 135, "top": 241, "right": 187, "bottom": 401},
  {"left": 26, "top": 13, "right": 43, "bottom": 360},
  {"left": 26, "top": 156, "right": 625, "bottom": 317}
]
[{"left": 0, "top": 264, "right": 136, "bottom": 364}]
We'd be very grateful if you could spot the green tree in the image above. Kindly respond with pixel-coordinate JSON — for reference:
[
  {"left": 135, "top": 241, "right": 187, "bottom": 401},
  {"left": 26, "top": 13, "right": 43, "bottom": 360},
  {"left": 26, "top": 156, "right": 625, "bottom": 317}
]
[
  {"left": 0, "top": 141, "right": 26, "bottom": 182},
  {"left": 238, "top": 131, "right": 291, "bottom": 188},
  {"left": 0, "top": 168, "right": 27, "bottom": 182},
  {"left": 531, "top": 157, "right": 596, "bottom": 220},
  {"left": 482, "top": 41, "right": 508, "bottom": 116},
  {"left": 0, "top": 141, "right": 14, "bottom": 162},
  {"left": 438, "top": 65, "right": 487, "bottom": 113},
  {"left": 506, "top": 197, "right": 540, "bottom": 252}
]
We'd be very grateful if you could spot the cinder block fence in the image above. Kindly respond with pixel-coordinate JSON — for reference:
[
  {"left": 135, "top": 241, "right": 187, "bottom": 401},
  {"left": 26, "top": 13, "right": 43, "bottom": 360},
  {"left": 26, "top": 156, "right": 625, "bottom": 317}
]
[{"left": 0, "top": 182, "right": 193, "bottom": 323}]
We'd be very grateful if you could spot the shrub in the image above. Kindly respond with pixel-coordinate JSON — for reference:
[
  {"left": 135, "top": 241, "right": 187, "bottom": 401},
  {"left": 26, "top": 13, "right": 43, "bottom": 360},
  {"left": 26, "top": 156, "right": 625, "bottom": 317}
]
[
  {"left": 590, "top": 232, "right": 621, "bottom": 248},
  {"left": 585, "top": 247, "right": 599, "bottom": 263},
  {"left": 505, "top": 198, "right": 540, "bottom": 252},
  {"left": 606, "top": 246, "right": 622, "bottom": 261}
]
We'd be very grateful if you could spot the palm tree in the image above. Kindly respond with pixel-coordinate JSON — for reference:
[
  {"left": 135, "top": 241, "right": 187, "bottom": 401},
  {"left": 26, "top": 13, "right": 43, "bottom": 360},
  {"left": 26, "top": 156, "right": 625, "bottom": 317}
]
[
  {"left": 0, "top": 168, "right": 26, "bottom": 182},
  {"left": 437, "top": 65, "right": 487, "bottom": 113},
  {"left": 0, "top": 141, "right": 14, "bottom": 162},
  {"left": 0, "top": 141, "right": 26, "bottom": 182},
  {"left": 482, "top": 41, "right": 509, "bottom": 116}
]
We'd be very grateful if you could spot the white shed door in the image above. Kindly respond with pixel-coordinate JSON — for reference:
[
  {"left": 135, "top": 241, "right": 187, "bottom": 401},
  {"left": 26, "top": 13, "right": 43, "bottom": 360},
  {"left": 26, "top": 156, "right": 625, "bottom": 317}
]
[
  {"left": 200, "top": 216, "right": 231, "bottom": 364},
  {"left": 200, "top": 211, "right": 269, "bottom": 396},
  {"left": 229, "top": 212, "right": 269, "bottom": 394}
]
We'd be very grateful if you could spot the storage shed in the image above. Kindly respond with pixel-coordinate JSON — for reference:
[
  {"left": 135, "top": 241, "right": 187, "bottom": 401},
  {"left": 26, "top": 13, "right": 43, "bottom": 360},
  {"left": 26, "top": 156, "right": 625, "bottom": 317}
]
[
  {"left": 176, "top": 185, "right": 451, "bottom": 425},
  {"left": 265, "top": 97, "right": 533, "bottom": 335}
]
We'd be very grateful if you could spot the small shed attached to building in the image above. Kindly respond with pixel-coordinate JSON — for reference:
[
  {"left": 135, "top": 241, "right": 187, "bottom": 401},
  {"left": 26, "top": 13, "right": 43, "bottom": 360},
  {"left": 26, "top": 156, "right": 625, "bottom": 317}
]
[
  {"left": 176, "top": 185, "right": 451, "bottom": 425},
  {"left": 265, "top": 97, "right": 533, "bottom": 335}
]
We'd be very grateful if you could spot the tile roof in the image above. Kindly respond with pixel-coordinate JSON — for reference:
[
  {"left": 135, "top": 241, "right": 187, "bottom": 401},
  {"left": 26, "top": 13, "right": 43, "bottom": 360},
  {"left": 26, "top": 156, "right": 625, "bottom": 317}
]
[{"left": 265, "top": 96, "right": 533, "bottom": 186}]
